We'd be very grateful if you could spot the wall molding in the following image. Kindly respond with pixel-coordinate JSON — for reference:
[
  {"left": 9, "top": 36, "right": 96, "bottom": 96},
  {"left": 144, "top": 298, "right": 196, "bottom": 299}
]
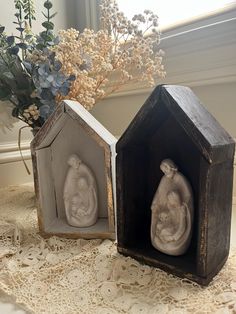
[
  {"left": 107, "top": 6, "right": 236, "bottom": 98},
  {"left": 0, "top": 141, "right": 30, "bottom": 153},
  {"left": 0, "top": 141, "right": 31, "bottom": 164},
  {"left": 73, "top": 2, "right": 236, "bottom": 99}
]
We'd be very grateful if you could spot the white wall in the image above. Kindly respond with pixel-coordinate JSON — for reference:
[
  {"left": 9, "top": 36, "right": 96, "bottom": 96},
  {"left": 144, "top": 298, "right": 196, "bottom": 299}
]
[
  {"left": 0, "top": 2, "right": 235, "bottom": 202},
  {"left": 91, "top": 82, "right": 236, "bottom": 139}
]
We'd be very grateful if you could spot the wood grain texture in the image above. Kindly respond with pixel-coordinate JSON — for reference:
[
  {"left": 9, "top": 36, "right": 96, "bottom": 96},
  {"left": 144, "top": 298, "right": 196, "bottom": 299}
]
[
  {"left": 31, "top": 104, "right": 65, "bottom": 150},
  {"left": 116, "top": 85, "right": 235, "bottom": 164},
  {"left": 116, "top": 84, "right": 235, "bottom": 285}
]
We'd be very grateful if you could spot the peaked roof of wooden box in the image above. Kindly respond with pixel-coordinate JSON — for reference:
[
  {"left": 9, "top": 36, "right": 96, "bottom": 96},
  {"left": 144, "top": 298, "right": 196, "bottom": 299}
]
[
  {"left": 117, "top": 85, "right": 235, "bottom": 164},
  {"left": 31, "top": 100, "right": 117, "bottom": 151}
]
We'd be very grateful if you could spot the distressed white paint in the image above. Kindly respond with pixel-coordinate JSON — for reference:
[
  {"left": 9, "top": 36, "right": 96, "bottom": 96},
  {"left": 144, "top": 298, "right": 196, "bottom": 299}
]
[
  {"left": 36, "top": 147, "right": 57, "bottom": 229},
  {"left": 33, "top": 101, "right": 117, "bottom": 237}
]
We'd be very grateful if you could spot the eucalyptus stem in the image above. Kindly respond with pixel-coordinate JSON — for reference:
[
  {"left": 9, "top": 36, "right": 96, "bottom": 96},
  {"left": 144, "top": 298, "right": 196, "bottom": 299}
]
[
  {"left": 28, "top": 1, "right": 32, "bottom": 27},
  {"left": 9, "top": 98, "right": 18, "bottom": 107},
  {"left": 46, "top": 0, "right": 50, "bottom": 42},
  {"left": 14, "top": 1, "right": 26, "bottom": 60},
  {"left": 18, "top": 22, "right": 26, "bottom": 61},
  {"left": 23, "top": 0, "right": 36, "bottom": 28}
]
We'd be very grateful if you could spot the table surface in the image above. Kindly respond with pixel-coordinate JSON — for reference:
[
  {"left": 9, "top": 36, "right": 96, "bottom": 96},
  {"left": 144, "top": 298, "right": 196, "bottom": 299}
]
[{"left": 0, "top": 184, "right": 236, "bottom": 314}]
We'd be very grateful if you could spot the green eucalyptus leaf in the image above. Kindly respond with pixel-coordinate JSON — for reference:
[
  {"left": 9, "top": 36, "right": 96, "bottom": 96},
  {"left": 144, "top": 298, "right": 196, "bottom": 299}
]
[
  {"left": 0, "top": 26, "right": 5, "bottom": 34},
  {"left": 40, "top": 30, "right": 47, "bottom": 37},
  {"left": 40, "top": 31, "right": 53, "bottom": 42},
  {"left": 8, "top": 46, "right": 20, "bottom": 55},
  {"left": 22, "top": 0, "right": 36, "bottom": 27},
  {"left": 14, "top": 0, "right": 24, "bottom": 7},
  {"left": 50, "top": 12, "right": 57, "bottom": 19},
  {"left": 44, "top": 1, "right": 53, "bottom": 9},
  {"left": 0, "top": 87, "right": 11, "bottom": 100},
  {"left": 25, "top": 34, "right": 32, "bottom": 40},
  {"left": 6, "top": 36, "right": 15, "bottom": 46},
  {"left": 15, "top": 4, "right": 22, "bottom": 10},
  {"left": 17, "top": 42, "right": 28, "bottom": 49},
  {"left": 0, "top": 58, "right": 7, "bottom": 70},
  {"left": 36, "top": 43, "right": 45, "bottom": 50},
  {"left": 3, "top": 71, "right": 15, "bottom": 80},
  {"left": 42, "top": 12, "right": 48, "bottom": 19},
  {"left": 42, "top": 21, "right": 54, "bottom": 30},
  {"left": 16, "top": 27, "right": 25, "bottom": 33}
]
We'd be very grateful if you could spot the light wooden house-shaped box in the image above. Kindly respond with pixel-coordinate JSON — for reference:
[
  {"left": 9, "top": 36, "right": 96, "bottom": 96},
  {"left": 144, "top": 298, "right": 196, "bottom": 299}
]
[
  {"left": 31, "top": 100, "right": 116, "bottom": 239},
  {"left": 116, "top": 85, "right": 235, "bottom": 285}
]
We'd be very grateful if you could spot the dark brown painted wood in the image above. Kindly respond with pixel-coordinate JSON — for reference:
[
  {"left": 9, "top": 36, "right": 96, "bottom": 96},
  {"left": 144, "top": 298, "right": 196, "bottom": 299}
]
[{"left": 116, "top": 84, "right": 235, "bottom": 285}]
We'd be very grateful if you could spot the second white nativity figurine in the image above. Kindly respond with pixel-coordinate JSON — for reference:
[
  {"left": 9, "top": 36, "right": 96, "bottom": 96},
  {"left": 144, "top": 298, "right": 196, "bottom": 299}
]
[{"left": 150, "top": 159, "right": 194, "bottom": 256}]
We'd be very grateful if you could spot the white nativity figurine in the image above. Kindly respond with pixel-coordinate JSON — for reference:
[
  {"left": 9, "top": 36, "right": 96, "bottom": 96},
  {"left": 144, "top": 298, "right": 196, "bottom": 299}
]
[
  {"left": 63, "top": 154, "right": 98, "bottom": 227},
  {"left": 150, "top": 159, "right": 194, "bottom": 256}
]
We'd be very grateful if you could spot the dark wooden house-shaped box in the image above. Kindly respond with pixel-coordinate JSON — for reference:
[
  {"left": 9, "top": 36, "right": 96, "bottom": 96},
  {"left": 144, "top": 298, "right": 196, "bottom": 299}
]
[
  {"left": 116, "top": 85, "right": 235, "bottom": 285},
  {"left": 31, "top": 100, "right": 116, "bottom": 239}
]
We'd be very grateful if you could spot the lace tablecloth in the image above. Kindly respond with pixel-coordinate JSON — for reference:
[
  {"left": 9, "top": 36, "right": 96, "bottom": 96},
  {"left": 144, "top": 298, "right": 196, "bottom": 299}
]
[{"left": 0, "top": 185, "right": 236, "bottom": 314}]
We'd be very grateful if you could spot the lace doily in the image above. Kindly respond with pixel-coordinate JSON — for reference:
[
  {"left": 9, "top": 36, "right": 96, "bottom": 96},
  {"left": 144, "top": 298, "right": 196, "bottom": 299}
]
[{"left": 0, "top": 185, "right": 236, "bottom": 314}]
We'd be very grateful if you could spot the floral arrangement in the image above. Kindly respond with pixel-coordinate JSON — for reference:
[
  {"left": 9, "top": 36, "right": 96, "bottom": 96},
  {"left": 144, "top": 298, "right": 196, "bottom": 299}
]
[
  {"left": 0, "top": 0, "right": 165, "bottom": 133},
  {"left": 0, "top": 0, "right": 75, "bottom": 133}
]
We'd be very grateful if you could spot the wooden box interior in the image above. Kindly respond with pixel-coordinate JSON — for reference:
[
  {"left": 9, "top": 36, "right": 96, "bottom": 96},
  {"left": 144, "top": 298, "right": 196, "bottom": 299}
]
[
  {"left": 118, "top": 100, "right": 203, "bottom": 276},
  {"left": 35, "top": 113, "right": 112, "bottom": 237}
]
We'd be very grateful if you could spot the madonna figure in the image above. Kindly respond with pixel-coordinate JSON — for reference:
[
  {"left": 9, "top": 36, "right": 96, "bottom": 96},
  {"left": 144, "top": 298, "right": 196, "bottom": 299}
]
[
  {"left": 150, "top": 159, "right": 194, "bottom": 256},
  {"left": 63, "top": 154, "right": 98, "bottom": 227}
]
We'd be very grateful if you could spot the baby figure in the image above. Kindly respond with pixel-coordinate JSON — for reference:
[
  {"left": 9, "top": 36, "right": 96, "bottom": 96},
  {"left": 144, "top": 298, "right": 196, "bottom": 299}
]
[
  {"left": 156, "top": 211, "right": 174, "bottom": 243},
  {"left": 71, "top": 177, "right": 91, "bottom": 219},
  {"left": 156, "top": 191, "right": 187, "bottom": 243}
]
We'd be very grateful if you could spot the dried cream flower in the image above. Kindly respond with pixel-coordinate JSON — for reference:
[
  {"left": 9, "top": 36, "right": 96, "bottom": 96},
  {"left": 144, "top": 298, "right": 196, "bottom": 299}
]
[
  {"left": 22, "top": 105, "right": 40, "bottom": 124},
  {"left": 53, "top": 0, "right": 165, "bottom": 110}
]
